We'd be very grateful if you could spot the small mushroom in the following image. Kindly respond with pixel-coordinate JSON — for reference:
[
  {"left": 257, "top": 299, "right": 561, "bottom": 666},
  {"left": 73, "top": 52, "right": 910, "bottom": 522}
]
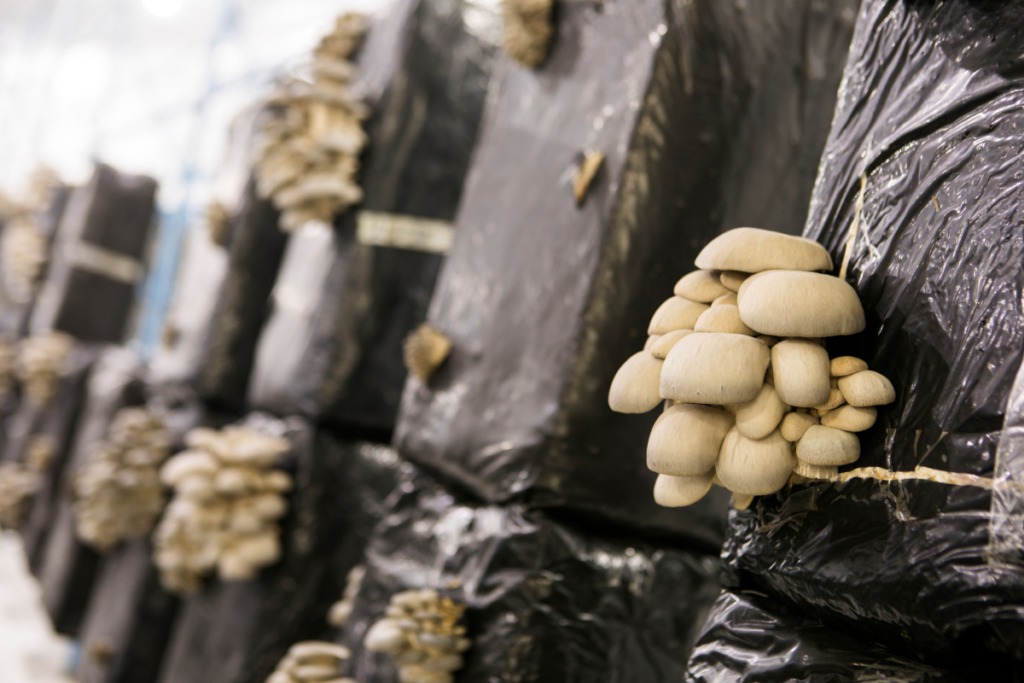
[
  {"left": 653, "top": 472, "right": 714, "bottom": 507},
  {"left": 673, "top": 270, "right": 731, "bottom": 303},
  {"left": 796, "top": 425, "right": 860, "bottom": 466},
  {"left": 733, "top": 383, "right": 788, "bottom": 440},
  {"left": 814, "top": 388, "right": 846, "bottom": 412},
  {"left": 732, "top": 493, "right": 755, "bottom": 511},
  {"left": 711, "top": 293, "right": 739, "bottom": 307},
  {"left": 830, "top": 356, "right": 868, "bottom": 377},
  {"left": 608, "top": 351, "right": 664, "bottom": 413},
  {"left": 647, "top": 404, "right": 733, "bottom": 476},
  {"left": 649, "top": 329, "right": 693, "bottom": 360},
  {"left": 403, "top": 324, "right": 452, "bottom": 383},
  {"left": 715, "top": 426, "right": 794, "bottom": 495},
  {"left": 837, "top": 370, "right": 895, "bottom": 407},
  {"left": 779, "top": 411, "right": 819, "bottom": 442},
  {"left": 693, "top": 305, "right": 755, "bottom": 336},
  {"left": 719, "top": 271, "right": 749, "bottom": 292},
  {"left": 695, "top": 227, "right": 833, "bottom": 273},
  {"left": 737, "top": 271, "right": 866, "bottom": 338},
  {"left": 572, "top": 151, "right": 604, "bottom": 205},
  {"left": 660, "top": 333, "right": 770, "bottom": 405},
  {"left": 647, "top": 297, "right": 708, "bottom": 335},
  {"left": 771, "top": 340, "right": 831, "bottom": 408},
  {"left": 820, "top": 404, "right": 877, "bottom": 432}
]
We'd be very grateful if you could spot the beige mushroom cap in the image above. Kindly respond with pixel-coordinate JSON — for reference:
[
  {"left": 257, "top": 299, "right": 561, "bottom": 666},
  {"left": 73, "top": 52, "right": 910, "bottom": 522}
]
[
  {"left": 608, "top": 351, "right": 664, "bottom": 413},
  {"left": 650, "top": 329, "right": 694, "bottom": 359},
  {"left": 719, "top": 271, "right": 749, "bottom": 293},
  {"left": 674, "top": 270, "right": 732, "bottom": 302},
  {"left": 694, "top": 305, "right": 755, "bottom": 335},
  {"left": 830, "top": 356, "right": 868, "bottom": 377},
  {"left": 734, "top": 383, "right": 788, "bottom": 440},
  {"left": 647, "top": 404, "right": 734, "bottom": 476},
  {"left": 737, "top": 271, "right": 866, "bottom": 337},
  {"left": 696, "top": 227, "right": 833, "bottom": 273},
  {"left": 648, "top": 297, "right": 708, "bottom": 335},
  {"left": 732, "top": 493, "right": 755, "bottom": 510},
  {"left": 660, "top": 333, "right": 770, "bottom": 405},
  {"left": 160, "top": 451, "right": 219, "bottom": 487},
  {"left": 715, "top": 426, "right": 794, "bottom": 495},
  {"left": 793, "top": 460, "right": 837, "bottom": 480},
  {"left": 712, "top": 293, "right": 738, "bottom": 307},
  {"left": 653, "top": 472, "right": 713, "bottom": 507},
  {"left": 796, "top": 425, "right": 860, "bottom": 466},
  {"left": 780, "top": 411, "right": 819, "bottom": 442},
  {"left": 815, "top": 388, "right": 846, "bottom": 412},
  {"left": 821, "top": 404, "right": 877, "bottom": 432},
  {"left": 837, "top": 370, "right": 895, "bottom": 407},
  {"left": 771, "top": 340, "right": 831, "bottom": 408}
]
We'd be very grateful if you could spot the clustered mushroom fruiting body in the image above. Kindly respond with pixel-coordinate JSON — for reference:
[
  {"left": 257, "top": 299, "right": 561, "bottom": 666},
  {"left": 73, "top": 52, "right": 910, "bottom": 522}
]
[
  {"left": 502, "top": 0, "right": 555, "bottom": 68},
  {"left": 254, "top": 13, "right": 369, "bottom": 232},
  {"left": 1, "top": 217, "right": 49, "bottom": 305},
  {"left": 73, "top": 408, "right": 172, "bottom": 552},
  {"left": 403, "top": 324, "right": 452, "bottom": 383},
  {"left": 364, "top": 589, "right": 471, "bottom": 683},
  {"left": 328, "top": 564, "right": 365, "bottom": 628},
  {"left": 153, "top": 426, "right": 293, "bottom": 593},
  {"left": 15, "top": 332, "right": 73, "bottom": 406},
  {"left": 266, "top": 641, "right": 354, "bottom": 683},
  {"left": 0, "top": 435, "right": 54, "bottom": 527},
  {"left": 608, "top": 227, "right": 896, "bottom": 509}
]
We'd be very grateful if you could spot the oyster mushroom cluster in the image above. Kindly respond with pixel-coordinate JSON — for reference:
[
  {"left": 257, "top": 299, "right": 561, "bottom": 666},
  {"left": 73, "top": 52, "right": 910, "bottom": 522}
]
[
  {"left": 15, "top": 332, "right": 73, "bottom": 406},
  {"left": 328, "top": 564, "right": 365, "bottom": 628},
  {"left": 73, "top": 408, "right": 172, "bottom": 552},
  {"left": 364, "top": 589, "right": 471, "bottom": 683},
  {"left": 255, "top": 13, "right": 369, "bottom": 232},
  {"left": 0, "top": 435, "right": 54, "bottom": 527},
  {"left": 266, "top": 641, "right": 353, "bottom": 683},
  {"left": 609, "top": 228, "right": 895, "bottom": 509},
  {"left": 153, "top": 426, "right": 293, "bottom": 593}
]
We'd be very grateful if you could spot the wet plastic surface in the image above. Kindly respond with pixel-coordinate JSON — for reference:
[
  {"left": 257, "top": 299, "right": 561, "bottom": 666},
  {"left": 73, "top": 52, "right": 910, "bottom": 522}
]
[
  {"left": 393, "top": 0, "right": 858, "bottom": 539},
  {"left": 339, "top": 469, "right": 722, "bottom": 682},
  {"left": 248, "top": 0, "right": 498, "bottom": 434},
  {"left": 721, "top": 0, "right": 1024, "bottom": 666}
]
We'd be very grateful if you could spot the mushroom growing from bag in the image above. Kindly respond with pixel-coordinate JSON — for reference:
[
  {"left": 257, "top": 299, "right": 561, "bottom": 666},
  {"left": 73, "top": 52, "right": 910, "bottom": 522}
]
[{"left": 607, "top": 227, "right": 896, "bottom": 510}]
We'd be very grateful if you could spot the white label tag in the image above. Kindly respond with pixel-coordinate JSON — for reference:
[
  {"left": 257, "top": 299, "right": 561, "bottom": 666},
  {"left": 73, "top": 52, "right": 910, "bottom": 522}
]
[{"left": 355, "top": 211, "right": 454, "bottom": 254}]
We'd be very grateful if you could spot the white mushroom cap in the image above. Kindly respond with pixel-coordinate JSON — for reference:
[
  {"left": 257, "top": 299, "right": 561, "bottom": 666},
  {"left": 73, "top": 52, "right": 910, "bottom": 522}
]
[
  {"left": 652, "top": 472, "right": 713, "bottom": 507},
  {"left": 779, "top": 412, "right": 819, "bottom": 442},
  {"left": 648, "top": 297, "right": 708, "bottom": 334},
  {"left": 608, "top": 351, "right": 664, "bottom": 413},
  {"left": 647, "top": 404, "right": 734, "bottom": 476},
  {"left": 719, "top": 271, "right": 749, "bottom": 292},
  {"left": 734, "top": 383, "right": 788, "bottom": 440},
  {"left": 837, "top": 370, "right": 895, "bottom": 407},
  {"left": 160, "top": 451, "right": 219, "bottom": 487},
  {"left": 660, "top": 333, "right": 770, "bottom": 405},
  {"left": 796, "top": 425, "right": 860, "bottom": 466},
  {"left": 814, "top": 388, "right": 846, "bottom": 412},
  {"left": 711, "top": 293, "right": 738, "bottom": 307},
  {"left": 771, "top": 340, "right": 831, "bottom": 408},
  {"left": 715, "top": 426, "right": 794, "bottom": 495},
  {"left": 793, "top": 460, "right": 837, "bottom": 480},
  {"left": 649, "top": 329, "right": 693, "bottom": 360},
  {"left": 830, "top": 356, "right": 868, "bottom": 377},
  {"left": 365, "top": 619, "right": 408, "bottom": 652},
  {"left": 695, "top": 228, "right": 833, "bottom": 273},
  {"left": 693, "top": 305, "right": 755, "bottom": 335},
  {"left": 673, "top": 270, "right": 731, "bottom": 302},
  {"left": 820, "top": 404, "right": 877, "bottom": 432},
  {"left": 737, "top": 271, "right": 866, "bottom": 337}
]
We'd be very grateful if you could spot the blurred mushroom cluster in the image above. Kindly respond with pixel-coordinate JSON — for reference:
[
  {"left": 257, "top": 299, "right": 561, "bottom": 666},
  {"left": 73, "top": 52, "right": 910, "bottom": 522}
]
[
  {"left": 153, "top": 425, "right": 292, "bottom": 593},
  {"left": 502, "top": 0, "right": 554, "bottom": 68},
  {"left": 0, "top": 168, "right": 58, "bottom": 306},
  {"left": 327, "top": 564, "right": 365, "bottom": 628},
  {"left": 364, "top": 589, "right": 470, "bottom": 683},
  {"left": 15, "top": 332, "right": 73, "bottom": 406},
  {"left": 73, "top": 408, "right": 172, "bottom": 552},
  {"left": 0, "top": 435, "right": 54, "bottom": 528},
  {"left": 254, "top": 13, "right": 369, "bottom": 232},
  {"left": 266, "top": 641, "right": 353, "bottom": 683},
  {"left": 609, "top": 227, "right": 895, "bottom": 510}
]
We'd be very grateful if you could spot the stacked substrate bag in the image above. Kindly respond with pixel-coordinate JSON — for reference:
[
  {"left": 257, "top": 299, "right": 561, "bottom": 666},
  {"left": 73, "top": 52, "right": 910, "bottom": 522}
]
[{"left": 685, "top": 0, "right": 1024, "bottom": 678}]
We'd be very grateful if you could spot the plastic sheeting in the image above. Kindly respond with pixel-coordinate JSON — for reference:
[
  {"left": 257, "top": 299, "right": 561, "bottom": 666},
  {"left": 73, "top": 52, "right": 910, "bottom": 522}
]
[
  {"left": 248, "top": 0, "right": 498, "bottom": 434},
  {"left": 393, "top": 0, "right": 858, "bottom": 539},
  {"left": 157, "top": 426, "right": 402, "bottom": 683},
  {"left": 339, "top": 469, "right": 722, "bottom": 682},
  {"left": 686, "top": 590, "right": 965, "bottom": 683},
  {"left": 721, "top": 0, "right": 1024, "bottom": 666}
]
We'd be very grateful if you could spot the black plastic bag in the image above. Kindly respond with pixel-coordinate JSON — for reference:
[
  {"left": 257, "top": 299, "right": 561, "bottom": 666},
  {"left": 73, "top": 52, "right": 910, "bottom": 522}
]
[
  {"left": 157, "top": 425, "right": 402, "bottom": 683},
  {"left": 686, "top": 590, "right": 965, "bottom": 683},
  {"left": 721, "top": 0, "right": 1024, "bottom": 666},
  {"left": 339, "top": 469, "right": 722, "bottom": 682},
  {"left": 393, "top": 0, "right": 858, "bottom": 539},
  {"left": 248, "top": 0, "right": 498, "bottom": 435}
]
